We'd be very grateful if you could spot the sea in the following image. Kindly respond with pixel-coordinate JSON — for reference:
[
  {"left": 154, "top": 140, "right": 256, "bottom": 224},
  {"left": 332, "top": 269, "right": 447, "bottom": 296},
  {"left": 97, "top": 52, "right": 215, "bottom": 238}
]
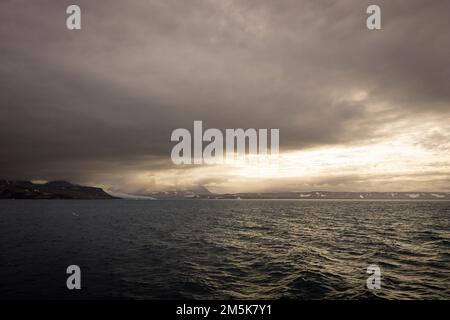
[{"left": 0, "top": 200, "right": 449, "bottom": 299}]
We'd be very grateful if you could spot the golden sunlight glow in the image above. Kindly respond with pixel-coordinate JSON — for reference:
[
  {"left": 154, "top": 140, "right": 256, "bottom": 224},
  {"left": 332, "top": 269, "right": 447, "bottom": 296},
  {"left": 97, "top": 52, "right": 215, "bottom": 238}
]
[{"left": 94, "top": 119, "right": 450, "bottom": 194}]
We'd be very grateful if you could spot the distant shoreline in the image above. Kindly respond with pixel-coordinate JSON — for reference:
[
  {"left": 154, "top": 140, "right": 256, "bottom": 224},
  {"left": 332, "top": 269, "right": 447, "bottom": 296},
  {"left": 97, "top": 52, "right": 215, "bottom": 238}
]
[
  {"left": 3, "top": 198, "right": 449, "bottom": 202},
  {"left": 2, "top": 180, "right": 449, "bottom": 200}
]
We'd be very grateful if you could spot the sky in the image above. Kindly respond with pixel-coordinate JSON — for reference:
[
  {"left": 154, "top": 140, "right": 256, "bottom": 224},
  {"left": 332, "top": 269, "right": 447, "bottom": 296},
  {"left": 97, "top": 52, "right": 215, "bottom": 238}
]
[{"left": 0, "top": 0, "right": 449, "bottom": 194}]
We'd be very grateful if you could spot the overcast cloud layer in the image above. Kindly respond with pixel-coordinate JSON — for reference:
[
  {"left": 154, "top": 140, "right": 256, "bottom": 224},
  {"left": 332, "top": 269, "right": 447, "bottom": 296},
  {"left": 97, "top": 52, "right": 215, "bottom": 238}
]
[{"left": 1, "top": 0, "right": 449, "bottom": 193}]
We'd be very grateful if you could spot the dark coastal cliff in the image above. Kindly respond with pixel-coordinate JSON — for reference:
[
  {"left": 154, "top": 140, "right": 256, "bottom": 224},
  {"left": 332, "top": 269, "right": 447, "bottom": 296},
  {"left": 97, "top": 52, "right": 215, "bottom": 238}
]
[{"left": 0, "top": 180, "right": 115, "bottom": 199}]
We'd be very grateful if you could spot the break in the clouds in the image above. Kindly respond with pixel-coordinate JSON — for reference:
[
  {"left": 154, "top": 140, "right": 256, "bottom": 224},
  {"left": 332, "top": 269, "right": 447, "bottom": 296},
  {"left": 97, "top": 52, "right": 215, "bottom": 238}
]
[{"left": 0, "top": 0, "right": 449, "bottom": 193}]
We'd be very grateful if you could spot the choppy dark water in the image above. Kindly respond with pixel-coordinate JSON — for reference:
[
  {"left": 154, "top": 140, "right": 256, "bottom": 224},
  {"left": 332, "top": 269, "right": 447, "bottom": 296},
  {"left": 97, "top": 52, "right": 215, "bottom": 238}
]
[{"left": 0, "top": 200, "right": 449, "bottom": 299}]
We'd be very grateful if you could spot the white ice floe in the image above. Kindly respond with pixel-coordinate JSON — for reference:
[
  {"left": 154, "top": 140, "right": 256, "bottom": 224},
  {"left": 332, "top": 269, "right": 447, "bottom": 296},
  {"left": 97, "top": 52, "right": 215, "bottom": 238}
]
[
  {"left": 431, "top": 193, "right": 445, "bottom": 198},
  {"left": 299, "top": 194, "right": 311, "bottom": 198}
]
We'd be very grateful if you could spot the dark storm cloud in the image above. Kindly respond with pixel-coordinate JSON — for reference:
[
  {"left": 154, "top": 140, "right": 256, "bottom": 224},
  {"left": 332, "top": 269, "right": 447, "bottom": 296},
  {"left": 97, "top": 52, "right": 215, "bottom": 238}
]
[{"left": 0, "top": 0, "right": 449, "bottom": 187}]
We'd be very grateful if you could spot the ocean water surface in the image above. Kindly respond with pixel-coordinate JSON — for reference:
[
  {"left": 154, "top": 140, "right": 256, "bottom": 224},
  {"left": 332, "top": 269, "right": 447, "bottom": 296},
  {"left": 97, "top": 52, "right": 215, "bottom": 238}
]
[{"left": 0, "top": 200, "right": 449, "bottom": 299}]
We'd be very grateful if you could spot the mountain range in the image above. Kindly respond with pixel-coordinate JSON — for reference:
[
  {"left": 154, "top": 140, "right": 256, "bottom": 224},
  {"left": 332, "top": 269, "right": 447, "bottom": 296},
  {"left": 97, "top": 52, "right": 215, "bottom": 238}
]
[{"left": 143, "top": 190, "right": 450, "bottom": 200}]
